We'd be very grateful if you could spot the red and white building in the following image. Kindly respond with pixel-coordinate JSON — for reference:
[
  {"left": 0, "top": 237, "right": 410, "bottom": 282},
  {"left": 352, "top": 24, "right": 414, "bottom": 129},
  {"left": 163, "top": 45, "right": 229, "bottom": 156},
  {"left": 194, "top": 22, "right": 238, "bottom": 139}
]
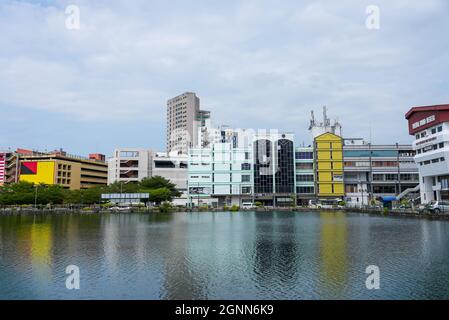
[
  {"left": 0, "top": 153, "right": 5, "bottom": 185},
  {"left": 405, "top": 104, "right": 449, "bottom": 203}
]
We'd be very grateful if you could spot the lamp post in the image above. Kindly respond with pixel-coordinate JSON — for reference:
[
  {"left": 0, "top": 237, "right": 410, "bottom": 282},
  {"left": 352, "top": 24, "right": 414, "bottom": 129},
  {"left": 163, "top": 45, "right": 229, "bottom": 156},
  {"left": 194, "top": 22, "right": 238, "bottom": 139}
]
[{"left": 34, "top": 185, "right": 38, "bottom": 209}]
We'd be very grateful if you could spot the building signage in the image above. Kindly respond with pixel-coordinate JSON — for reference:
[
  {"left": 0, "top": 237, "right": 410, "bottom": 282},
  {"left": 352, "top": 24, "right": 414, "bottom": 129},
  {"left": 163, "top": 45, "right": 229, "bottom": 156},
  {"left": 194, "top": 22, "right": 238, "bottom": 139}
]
[
  {"left": 416, "top": 136, "right": 437, "bottom": 146},
  {"left": 412, "top": 115, "right": 436, "bottom": 129},
  {"left": 333, "top": 174, "right": 343, "bottom": 182}
]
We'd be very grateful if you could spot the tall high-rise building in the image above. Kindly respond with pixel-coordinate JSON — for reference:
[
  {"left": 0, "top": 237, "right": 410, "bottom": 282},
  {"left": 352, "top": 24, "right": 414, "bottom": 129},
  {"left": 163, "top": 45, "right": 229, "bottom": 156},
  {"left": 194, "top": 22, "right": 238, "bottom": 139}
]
[{"left": 166, "top": 92, "right": 210, "bottom": 155}]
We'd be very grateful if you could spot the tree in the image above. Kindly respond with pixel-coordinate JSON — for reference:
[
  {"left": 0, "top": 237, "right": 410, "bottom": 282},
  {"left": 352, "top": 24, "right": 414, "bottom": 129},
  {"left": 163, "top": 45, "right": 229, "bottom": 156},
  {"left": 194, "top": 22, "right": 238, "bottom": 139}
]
[
  {"left": 149, "top": 188, "right": 173, "bottom": 204},
  {"left": 139, "top": 176, "right": 181, "bottom": 197}
]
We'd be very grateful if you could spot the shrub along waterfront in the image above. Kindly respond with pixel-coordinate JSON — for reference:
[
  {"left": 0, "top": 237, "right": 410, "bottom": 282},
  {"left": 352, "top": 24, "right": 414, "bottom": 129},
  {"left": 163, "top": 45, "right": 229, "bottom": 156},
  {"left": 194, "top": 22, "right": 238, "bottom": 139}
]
[{"left": 0, "top": 176, "right": 180, "bottom": 206}]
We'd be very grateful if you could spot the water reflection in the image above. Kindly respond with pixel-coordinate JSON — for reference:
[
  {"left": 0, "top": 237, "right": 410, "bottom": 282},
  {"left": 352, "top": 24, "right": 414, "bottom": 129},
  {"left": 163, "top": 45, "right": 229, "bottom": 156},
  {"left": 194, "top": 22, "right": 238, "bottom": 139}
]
[
  {"left": 319, "top": 212, "right": 347, "bottom": 298},
  {"left": 1, "top": 212, "right": 449, "bottom": 299}
]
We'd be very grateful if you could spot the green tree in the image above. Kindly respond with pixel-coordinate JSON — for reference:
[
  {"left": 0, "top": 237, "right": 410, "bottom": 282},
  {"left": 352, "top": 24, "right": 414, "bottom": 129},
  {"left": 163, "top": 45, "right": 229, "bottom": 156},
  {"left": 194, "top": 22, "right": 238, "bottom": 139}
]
[
  {"left": 139, "top": 176, "right": 181, "bottom": 197},
  {"left": 149, "top": 188, "right": 173, "bottom": 204}
]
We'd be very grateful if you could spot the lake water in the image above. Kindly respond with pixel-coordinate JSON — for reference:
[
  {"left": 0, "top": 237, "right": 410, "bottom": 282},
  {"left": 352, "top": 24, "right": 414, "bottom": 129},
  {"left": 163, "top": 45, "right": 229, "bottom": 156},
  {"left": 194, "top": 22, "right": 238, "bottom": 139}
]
[{"left": 1, "top": 211, "right": 449, "bottom": 300}]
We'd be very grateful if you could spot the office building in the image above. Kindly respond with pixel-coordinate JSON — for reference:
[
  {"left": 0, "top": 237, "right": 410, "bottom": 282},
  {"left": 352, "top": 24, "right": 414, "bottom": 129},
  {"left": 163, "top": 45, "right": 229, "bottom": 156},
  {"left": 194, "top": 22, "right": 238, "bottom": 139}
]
[
  {"left": 295, "top": 146, "right": 315, "bottom": 205},
  {"left": 108, "top": 149, "right": 154, "bottom": 184},
  {"left": 187, "top": 142, "right": 253, "bottom": 207},
  {"left": 314, "top": 132, "right": 344, "bottom": 200},
  {"left": 405, "top": 104, "right": 449, "bottom": 203},
  {"left": 343, "top": 139, "right": 418, "bottom": 207},
  {"left": 19, "top": 150, "right": 107, "bottom": 189}
]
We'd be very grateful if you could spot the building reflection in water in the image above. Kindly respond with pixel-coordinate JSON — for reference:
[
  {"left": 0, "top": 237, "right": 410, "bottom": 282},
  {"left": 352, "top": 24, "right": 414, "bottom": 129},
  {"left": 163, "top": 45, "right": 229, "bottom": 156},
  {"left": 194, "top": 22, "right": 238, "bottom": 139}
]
[
  {"left": 251, "top": 212, "right": 299, "bottom": 295},
  {"left": 319, "top": 211, "right": 347, "bottom": 296},
  {"left": 162, "top": 212, "right": 203, "bottom": 299}
]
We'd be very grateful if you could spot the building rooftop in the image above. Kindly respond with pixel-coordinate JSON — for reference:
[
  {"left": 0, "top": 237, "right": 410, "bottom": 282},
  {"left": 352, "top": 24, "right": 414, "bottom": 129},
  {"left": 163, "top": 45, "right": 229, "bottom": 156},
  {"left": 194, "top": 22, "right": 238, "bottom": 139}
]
[{"left": 405, "top": 104, "right": 449, "bottom": 119}]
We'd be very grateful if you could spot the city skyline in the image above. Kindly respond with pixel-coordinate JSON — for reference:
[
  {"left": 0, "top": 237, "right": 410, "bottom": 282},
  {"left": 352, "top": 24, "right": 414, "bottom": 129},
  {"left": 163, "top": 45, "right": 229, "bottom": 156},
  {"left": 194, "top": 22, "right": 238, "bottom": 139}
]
[{"left": 1, "top": 0, "right": 449, "bottom": 155}]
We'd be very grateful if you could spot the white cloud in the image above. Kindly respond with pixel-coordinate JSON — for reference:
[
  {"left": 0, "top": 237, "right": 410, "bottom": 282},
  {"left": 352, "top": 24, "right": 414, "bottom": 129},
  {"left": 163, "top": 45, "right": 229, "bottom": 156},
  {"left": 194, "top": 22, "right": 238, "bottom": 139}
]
[{"left": 0, "top": 0, "right": 448, "bottom": 145}]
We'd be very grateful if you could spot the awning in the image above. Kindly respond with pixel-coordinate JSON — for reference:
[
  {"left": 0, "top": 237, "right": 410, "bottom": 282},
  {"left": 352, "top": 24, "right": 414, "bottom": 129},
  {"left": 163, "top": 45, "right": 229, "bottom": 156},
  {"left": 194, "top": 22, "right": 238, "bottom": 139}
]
[{"left": 380, "top": 196, "right": 397, "bottom": 202}]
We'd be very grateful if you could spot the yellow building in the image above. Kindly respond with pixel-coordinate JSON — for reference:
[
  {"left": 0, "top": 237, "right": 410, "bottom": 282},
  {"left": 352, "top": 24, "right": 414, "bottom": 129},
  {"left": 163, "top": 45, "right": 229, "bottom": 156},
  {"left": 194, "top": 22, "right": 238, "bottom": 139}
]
[
  {"left": 19, "top": 153, "right": 107, "bottom": 190},
  {"left": 314, "top": 132, "right": 344, "bottom": 198}
]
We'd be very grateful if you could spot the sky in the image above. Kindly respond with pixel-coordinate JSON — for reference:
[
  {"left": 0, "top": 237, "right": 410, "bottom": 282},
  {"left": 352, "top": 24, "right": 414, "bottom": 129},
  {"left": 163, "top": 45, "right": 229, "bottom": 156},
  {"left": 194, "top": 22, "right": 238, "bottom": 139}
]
[{"left": 1, "top": 0, "right": 449, "bottom": 156}]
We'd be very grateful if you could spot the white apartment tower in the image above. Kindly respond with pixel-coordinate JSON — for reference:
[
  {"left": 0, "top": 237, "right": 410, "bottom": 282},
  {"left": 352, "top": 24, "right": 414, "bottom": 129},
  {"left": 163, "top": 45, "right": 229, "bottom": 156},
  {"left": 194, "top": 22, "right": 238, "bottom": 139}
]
[{"left": 166, "top": 92, "right": 210, "bottom": 155}]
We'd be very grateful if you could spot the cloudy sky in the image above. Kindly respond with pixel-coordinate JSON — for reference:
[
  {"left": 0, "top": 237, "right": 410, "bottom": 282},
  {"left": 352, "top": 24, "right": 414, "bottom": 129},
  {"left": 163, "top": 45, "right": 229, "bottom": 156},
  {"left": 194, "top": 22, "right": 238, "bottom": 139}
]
[{"left": 1, "top": 0, "right": 448, "bottom": 156}]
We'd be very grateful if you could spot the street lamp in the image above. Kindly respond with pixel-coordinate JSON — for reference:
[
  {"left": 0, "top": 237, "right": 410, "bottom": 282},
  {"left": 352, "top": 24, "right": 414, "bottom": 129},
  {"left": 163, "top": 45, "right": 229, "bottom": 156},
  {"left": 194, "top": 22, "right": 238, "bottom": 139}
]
[{"left": 34, "top": 185, "right": 39, "bottom": 208}]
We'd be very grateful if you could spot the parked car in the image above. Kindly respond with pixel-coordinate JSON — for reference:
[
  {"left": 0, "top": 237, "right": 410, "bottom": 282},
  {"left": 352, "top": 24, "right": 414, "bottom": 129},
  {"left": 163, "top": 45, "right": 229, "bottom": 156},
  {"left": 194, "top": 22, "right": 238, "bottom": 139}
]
[{"left": 427, "top": 201, "right": 449, "bottom": 214}]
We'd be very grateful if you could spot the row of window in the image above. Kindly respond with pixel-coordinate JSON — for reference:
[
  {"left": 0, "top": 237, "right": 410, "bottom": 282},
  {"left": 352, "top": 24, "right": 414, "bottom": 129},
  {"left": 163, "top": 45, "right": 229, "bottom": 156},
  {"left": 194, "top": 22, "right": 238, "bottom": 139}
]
[
  {"left": 415, "top": 125, "right": 443, "bottom": 139},
  {"left": 419, "top": 157, "right": 445, "bottom": 166},
  {"left": 190, "top": 174, "right": 252, "bottom": 182},
  {"left": 417, "top": 142, "right": 445, "bottom": 154},
  {"left": 344, "top": 161, "right": 399, "bottom": 167},
  {"left": 295, "top": 152, "right": 313, "bottom": 160}
]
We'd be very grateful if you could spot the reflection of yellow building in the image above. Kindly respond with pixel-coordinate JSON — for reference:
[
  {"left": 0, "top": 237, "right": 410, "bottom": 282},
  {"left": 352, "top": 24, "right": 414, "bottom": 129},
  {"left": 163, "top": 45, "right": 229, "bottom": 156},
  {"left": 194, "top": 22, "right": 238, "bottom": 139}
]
[
  {"left": 314, "top": 133, "right": 344, "bottom": 198},
  {"left": 319, "top": 212, "right": 347, "bottom": 292}
]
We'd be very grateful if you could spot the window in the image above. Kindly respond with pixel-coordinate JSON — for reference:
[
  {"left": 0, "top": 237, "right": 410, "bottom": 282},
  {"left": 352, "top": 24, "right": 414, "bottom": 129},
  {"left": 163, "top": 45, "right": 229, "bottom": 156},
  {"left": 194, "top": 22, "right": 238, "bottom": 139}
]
[
  {"left": 241, "top": 163, "right": 251, "bottom": 170},
  {"left": 373, "top": 174, "right": 384, "bottom": 181},
  {"left": 296, "top": 186, "right": 314, "bottom": 194},
  {"left": 295, "top": 152, "right": 313, "bottom": 160},
  {"left": 245, "top": 152, "right": 250, "bottom": 160},
  {"left": 432, "top": 128, "right": 436, "bottom": 134},
  {"left": 242, "top": 175, "right": 251, "bottom": 182},
  {"left": 296, "top": 162, "right": 313, "bottom": 170},
  {"left": 296, "top": 174, "right": 314, "bottom": 182},
  {"left": 438, "top": 126, "right": 443, "bottom": 132},
  {"left": 432, "top": 158, "right": 439, "bottom": 163},
  {"left": 242, "top": 186, "right": 252, "bottom": 194},
  {"left": 345, "top": 184, "right": 358, "bottom": 193},
  {"left": 439, "top": 142, "right": 445, "bottom": 148},
  {"left": 373, "top": 185, "right": 396, "bottom": 193},
  {"left": 385, "top": 174, "right": 398, "bottom": 181}
]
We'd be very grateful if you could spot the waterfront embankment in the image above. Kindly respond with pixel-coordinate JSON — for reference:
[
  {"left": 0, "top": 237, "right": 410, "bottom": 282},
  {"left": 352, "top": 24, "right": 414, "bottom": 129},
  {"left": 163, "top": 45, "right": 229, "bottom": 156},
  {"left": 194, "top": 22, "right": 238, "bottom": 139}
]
[{"left": 1, "top": 205, "right": 449, "bottom": 221}]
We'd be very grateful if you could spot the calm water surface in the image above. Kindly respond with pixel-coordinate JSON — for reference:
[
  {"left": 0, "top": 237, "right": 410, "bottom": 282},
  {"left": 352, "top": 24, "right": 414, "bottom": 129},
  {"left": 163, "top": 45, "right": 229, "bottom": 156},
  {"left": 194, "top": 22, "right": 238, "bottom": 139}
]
[{"left": 1, "top": 211, "right": 449, "bottom": 300}]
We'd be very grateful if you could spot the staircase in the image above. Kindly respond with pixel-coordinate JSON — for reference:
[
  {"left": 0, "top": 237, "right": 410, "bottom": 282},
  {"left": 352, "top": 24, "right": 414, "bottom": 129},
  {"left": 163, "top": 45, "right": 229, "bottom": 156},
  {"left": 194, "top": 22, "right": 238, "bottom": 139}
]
[{"left": 396, "top": 185, "right": 420, "bottom": 201}]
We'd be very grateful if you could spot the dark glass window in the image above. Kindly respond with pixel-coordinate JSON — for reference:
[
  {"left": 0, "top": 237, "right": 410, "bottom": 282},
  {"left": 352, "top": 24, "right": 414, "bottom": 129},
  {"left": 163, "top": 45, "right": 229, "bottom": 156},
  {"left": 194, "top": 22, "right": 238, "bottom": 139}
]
[
  {"left": 295, "top": 152, "right": 313, "bottom": 160},
  {"left": 254, "top": 139, "right": 273, "bottom": 194},
  {"left": 275, "top": 139, "right": 295, "bottom": 193},
  {"left": 241, "top": 163, "right": 251, "bottom": 170}
]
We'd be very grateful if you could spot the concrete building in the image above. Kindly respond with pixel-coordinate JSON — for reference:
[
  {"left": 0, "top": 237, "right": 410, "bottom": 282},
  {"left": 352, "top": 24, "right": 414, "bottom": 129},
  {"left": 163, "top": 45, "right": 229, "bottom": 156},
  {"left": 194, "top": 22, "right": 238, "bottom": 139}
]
[
  {"left": 187, "top": 142, "right": 253, "bottom": 207},
  {"left": 108, "top": 148, "right": 154, "bottom": 184},
  {"left": 295, "top": 146, "right": 315, "bottom": 205},
  {"left": 405, "top": 104, "right": 449, "bottom": 203},
  {"left": 187, "top": 132, "right": 296, "bottom": 207},
  {"left": 343, "top": 139, "right": 419, "bottom": 207},
  {"left": 152, "top": 152, "right": 188, "bottom": 193},
  {"left": 166, "top": 92, "right": 210, "bottom": 155},
  {"left": 314, "top": 132, "right": 344, "bottom": 201},
  {"left": 19, "top": 150, "right": 107, "bottom": 189}
]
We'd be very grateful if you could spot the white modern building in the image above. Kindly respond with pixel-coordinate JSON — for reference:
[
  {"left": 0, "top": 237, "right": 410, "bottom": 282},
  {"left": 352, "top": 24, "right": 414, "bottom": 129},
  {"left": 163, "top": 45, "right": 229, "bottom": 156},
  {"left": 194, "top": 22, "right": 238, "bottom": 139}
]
[
  {"left": 406, "top": 104, "right": 449, "bottom": 204},
  {"left": 108, "top": 149, "right": 188, "bottom": 198},
  {"left": 108, "top": 148, "right": 154, "bottom": 184},
  {"left": 187, "top": 132, "right": 297, "bottom": 207},
  {"left": 295, "top": 146, "right": 315, "bottom": 205},
  {"left": 187, "top": 142, "right": 253, "bottom": 207}
]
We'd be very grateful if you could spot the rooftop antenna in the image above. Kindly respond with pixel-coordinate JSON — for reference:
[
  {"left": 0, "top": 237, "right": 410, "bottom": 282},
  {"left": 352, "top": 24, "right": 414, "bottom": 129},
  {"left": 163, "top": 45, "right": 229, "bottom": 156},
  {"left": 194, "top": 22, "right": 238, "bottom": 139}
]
[
  {"left": 323, "top": 106, "right": 330, "bottom": 126},
  {"left": 309, "top": 110, "right": 315, "bottom": 130}
]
